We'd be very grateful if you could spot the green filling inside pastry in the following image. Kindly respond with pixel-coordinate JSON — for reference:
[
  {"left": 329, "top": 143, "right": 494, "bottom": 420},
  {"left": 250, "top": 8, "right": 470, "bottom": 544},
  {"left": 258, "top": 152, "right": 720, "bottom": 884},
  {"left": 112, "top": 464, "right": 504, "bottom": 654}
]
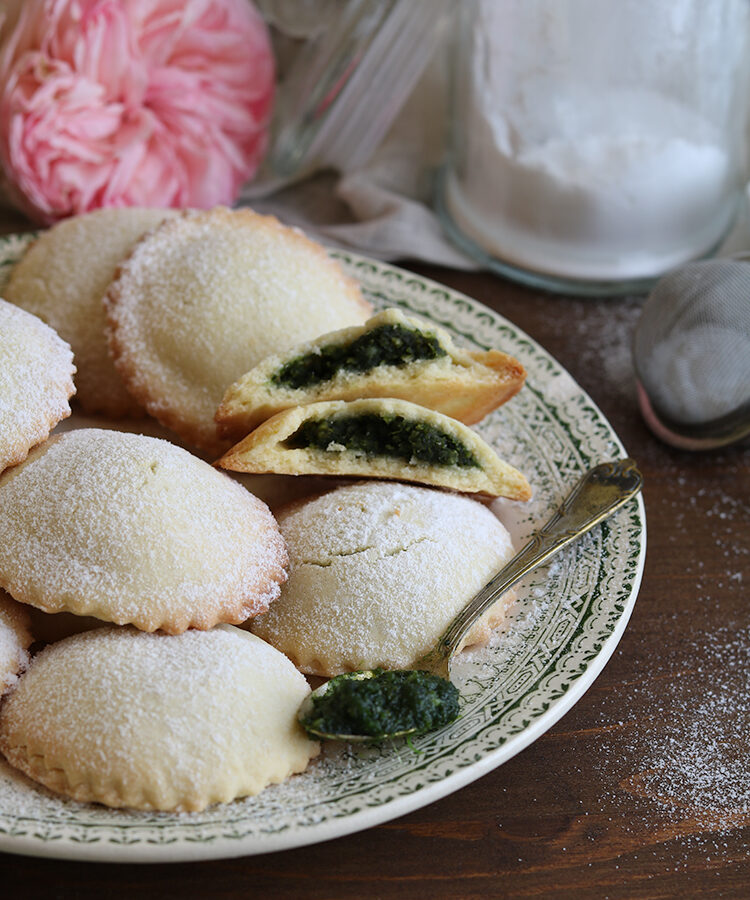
[
  {"left": 285, "top": 413, "right": 480, "bottom": 468},
  {"left": 270, "top": 324, "right": 447, "bottom": 390}
]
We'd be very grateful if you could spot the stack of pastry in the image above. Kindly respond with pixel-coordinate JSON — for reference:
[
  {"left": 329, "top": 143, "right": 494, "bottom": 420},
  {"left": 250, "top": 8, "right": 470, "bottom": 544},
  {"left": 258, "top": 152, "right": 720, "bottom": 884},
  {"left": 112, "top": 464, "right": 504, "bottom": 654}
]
[
  {"left": 0, "top": 204, "right": 531, "bottom": 814},
  {"left": 0, "top": 205, "right": 375, "bottom": 811}
]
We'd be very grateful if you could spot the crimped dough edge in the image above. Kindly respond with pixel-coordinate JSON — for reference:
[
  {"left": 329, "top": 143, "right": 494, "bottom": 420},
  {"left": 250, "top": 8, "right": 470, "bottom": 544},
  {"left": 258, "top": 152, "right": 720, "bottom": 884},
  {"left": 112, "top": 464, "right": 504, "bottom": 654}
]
[
  {"left": 104, "top": 207, "right": 372, "bottom": 454},
  {"left": 0, "top": 430, "right": 289, "bottom": 634},
  {"left": 0, "top": 299, "right": 76, "bottom": 473},
  {"left": 0, "top": 627, "right": 319, "bottom": 812}
]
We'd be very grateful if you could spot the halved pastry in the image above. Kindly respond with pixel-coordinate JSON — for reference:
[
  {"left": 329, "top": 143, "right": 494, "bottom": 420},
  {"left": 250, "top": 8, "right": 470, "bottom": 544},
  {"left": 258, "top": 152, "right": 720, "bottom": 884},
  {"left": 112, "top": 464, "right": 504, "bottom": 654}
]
[
  {"left": 216, "top": 307, "right": 526, "bottom": 440},
  {"left": 218, "top": 397, "right": 532, "bottom": 500}
]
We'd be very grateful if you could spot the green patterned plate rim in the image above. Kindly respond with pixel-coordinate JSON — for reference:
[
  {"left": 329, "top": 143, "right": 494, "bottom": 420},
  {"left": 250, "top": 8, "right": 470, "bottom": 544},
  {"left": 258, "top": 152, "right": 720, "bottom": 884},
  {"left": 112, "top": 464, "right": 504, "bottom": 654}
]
[{"left": 0, "top": 233, "right": 646, "bottom": 863}]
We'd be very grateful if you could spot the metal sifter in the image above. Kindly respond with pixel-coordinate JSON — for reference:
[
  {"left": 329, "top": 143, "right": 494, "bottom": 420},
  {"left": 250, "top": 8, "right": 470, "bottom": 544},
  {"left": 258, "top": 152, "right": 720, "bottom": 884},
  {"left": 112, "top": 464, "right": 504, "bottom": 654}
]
[{"left": 633, "top": 257, "right": 750, "bottom": 450}]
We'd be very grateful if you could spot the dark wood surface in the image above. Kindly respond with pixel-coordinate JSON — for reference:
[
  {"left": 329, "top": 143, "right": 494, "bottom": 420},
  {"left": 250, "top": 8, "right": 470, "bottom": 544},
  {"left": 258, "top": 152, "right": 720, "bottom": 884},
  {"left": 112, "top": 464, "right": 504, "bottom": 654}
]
[{"left": 1, "top": 209, "right": 748, "bottom": 898}]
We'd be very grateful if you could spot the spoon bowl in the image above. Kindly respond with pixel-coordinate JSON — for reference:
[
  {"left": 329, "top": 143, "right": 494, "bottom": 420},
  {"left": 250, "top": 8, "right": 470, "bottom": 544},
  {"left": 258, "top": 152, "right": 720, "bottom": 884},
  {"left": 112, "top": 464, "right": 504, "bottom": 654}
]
[{"left": 299, "top": 457, "right": 643, "bottom": 743}]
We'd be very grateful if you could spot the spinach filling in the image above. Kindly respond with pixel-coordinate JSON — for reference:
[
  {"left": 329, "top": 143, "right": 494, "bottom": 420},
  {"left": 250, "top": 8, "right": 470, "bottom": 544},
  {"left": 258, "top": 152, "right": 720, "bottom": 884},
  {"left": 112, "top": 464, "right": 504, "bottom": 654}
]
[
  {"left": 285, "top": 413, "right": 480, "bottom": 468},
  {"left": 270, "top": 323, "right": 447, "bottom": 390},
  {"left": 301, "top": 669, "right": 460, "bottom": 740}
]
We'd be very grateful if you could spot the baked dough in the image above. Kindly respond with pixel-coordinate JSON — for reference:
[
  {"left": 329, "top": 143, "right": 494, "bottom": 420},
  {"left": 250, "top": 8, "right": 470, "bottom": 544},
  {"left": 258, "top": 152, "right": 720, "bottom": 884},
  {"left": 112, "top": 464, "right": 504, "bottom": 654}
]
[
  {"left": 218, "top": 397, "right": 532, "bottom": 500},
  {"left": 0, "top": 298, "right": 75, "bottom": 474},
  {"left": 0, "top": 428, "right": 288, "bottom": 634},
  {"left": 0, "top": 625, "right": 319, "bottom": 812},
  {"left": 216, "top": 307, "right": 526, "bottom": 440},
  {"left": 4, "top": 208, "right": 175, "bottom": 417},
  {"left": 0, "top": 590, "right": 32, "bottom": 695},
  {"left": 250, "top": 481, "right": 517, "bottom": 675},
  {"left": 104, "top": 207, "right": 372, "bottom": 454}
]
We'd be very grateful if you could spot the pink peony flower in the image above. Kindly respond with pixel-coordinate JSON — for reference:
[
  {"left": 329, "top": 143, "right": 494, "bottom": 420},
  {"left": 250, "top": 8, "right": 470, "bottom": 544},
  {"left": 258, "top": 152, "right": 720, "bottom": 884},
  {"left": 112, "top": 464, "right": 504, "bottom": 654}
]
[{"left": 0, "top": 0, "right": 274, "bottom": 223}]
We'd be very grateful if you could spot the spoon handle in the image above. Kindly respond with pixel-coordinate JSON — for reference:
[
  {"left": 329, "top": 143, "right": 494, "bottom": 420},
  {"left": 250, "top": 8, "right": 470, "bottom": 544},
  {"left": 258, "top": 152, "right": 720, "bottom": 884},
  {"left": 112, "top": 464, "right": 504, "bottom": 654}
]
[{"left": 434, "top": 458, "right": 643, "bottom": 666}]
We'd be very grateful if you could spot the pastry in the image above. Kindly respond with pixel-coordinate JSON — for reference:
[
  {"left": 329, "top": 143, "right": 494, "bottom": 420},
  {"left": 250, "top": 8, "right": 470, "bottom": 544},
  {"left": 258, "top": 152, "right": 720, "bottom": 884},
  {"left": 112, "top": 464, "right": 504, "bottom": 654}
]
[
  {"left": 218, "top": 397, "right": 532, "bottom": 499},
  {"left": 0, "top": 429, "right": 288, "bottom": 634},
  {"left": 104, "top": 207, "right": 372, "bottom": 454},
  {"left": 0, "top": 626, "right": 318, "bottom": 812},
  {"left": 4, "top": 207, "right": 175, "bottom": 417},
  {"left": 0, "top": 298, "right": 75, "bottom": 474},
  {"left": 216, "top": 307, "right": 526, "bottom": 440},
  {"left": 250, "top": 481, "right": 517, "bottom": 675},
  {"left": 0, "top": 590, "right": 32, "bottom": 695}
]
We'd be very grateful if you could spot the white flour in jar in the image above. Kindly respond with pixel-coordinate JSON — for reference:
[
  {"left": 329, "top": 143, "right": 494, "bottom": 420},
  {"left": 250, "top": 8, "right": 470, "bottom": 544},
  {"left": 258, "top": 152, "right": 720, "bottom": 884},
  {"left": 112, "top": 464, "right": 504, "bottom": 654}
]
[{"left": 444, "top": 0, "right": 745, "bottom": 281}]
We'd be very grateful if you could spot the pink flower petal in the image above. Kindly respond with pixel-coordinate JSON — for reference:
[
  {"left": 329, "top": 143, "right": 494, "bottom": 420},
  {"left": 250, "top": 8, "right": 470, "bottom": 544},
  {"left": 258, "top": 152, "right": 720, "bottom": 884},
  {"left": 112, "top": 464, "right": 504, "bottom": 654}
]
[{"left": 0, "top": 0, "right": 274, "bottom": 222}]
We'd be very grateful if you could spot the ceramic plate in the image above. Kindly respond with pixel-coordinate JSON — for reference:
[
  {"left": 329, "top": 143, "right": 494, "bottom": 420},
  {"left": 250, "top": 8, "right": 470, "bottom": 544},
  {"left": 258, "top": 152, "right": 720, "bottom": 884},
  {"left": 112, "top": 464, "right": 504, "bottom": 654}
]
[{"left": 0, "top": 233, "right": 646, "bottom": 862}]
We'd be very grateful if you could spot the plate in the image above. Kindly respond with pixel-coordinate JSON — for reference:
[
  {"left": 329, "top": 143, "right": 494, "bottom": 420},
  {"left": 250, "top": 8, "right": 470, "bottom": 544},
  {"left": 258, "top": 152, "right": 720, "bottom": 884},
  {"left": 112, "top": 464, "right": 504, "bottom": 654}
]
[{"left": 0, "top": 233, "right": 646, "bottom": 862}]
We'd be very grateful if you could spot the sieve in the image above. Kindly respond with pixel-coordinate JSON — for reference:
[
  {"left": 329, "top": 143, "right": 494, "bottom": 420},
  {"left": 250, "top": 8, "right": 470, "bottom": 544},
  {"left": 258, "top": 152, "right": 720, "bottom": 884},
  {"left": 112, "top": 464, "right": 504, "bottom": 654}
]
[{"left": 633, "top": 258, "right": 750, "bottom": 450}]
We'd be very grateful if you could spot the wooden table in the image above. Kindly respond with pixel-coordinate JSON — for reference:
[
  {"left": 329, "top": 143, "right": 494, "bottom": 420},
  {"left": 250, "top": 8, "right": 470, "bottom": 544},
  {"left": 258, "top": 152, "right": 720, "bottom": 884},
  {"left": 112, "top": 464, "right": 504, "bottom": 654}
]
[{"left": 1, "top": 208, "right": 748, "bottom": 898}]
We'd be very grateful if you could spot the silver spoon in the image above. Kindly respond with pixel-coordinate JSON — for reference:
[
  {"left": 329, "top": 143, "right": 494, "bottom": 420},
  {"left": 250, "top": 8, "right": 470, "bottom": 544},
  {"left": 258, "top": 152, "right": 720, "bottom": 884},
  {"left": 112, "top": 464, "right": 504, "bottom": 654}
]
[{"left": 298, "top": 457, "right": 643, "bottom": 742}]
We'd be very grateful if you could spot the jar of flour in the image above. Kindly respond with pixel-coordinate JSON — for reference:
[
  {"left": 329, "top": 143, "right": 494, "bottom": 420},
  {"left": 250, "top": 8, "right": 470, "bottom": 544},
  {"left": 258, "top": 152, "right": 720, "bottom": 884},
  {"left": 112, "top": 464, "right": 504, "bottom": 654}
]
[{"left": 436, "top": 0, "right": 750, "bottom": 295}]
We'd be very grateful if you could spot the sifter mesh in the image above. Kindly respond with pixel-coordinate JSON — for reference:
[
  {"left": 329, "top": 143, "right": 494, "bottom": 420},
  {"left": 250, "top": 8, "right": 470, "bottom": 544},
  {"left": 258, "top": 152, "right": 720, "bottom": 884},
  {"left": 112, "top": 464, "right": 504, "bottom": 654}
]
[{"left": 633, "top": 259, "right": 750, "bottom": 428}]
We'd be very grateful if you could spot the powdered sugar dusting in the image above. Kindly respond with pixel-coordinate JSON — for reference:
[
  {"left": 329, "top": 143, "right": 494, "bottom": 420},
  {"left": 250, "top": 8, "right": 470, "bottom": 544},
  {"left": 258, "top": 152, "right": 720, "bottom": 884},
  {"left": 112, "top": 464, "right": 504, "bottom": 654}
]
[
  {"left": 0, "top": 298, "right": 75, "bottom": 472},
  {"left": 584, "top": 622, "right": 750, "bottom": 871},
  {"left": 251, "top": 481, "right": 516, "bottom": 673},
  {"left": 0, "top": 626, "right": 317, "bottom": 812},
  {"left": 104, "top": 208, "right": 370, "bottom": 452},
  {"left": 0, "top": 592, "right": 31, "bottom": 694},
  {"left": 0, "top": 230, "right": 648, "bottom": 857},
  {"left": 0, "top": 429, "right": 287, "bottom": 632},
  {"left": 4, "top": 208, "right": 176, "bottom": 417}
]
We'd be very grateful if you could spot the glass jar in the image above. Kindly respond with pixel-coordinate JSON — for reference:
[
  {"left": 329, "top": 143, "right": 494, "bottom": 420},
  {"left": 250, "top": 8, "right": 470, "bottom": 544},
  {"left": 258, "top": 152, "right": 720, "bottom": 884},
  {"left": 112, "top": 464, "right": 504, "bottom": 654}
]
[
  {"left": 436, "top": 0, "right": 750, "bottom": 296},
  {"left": 267, "top": 0, "right": 452, "bottom": 178}
]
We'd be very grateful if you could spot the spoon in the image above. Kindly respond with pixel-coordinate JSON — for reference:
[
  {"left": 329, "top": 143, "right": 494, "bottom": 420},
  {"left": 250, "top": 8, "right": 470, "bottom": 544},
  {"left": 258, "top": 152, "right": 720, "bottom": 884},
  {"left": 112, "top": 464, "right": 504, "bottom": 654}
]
[{"left": 298, "top": 457, "right": 643, "bottom": 742}]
